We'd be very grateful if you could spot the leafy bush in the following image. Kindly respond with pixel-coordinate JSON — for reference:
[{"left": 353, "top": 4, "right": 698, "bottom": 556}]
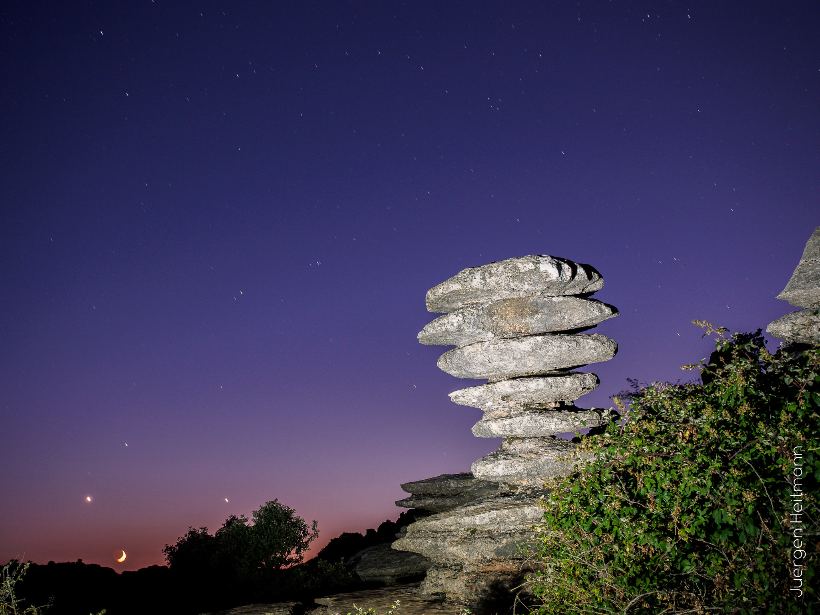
[
  {"left": 1, "top": 561, "right": 42, "bottom": 615},
  {"left": 528, "top": 325, "right": 818, "bottom": 613}
]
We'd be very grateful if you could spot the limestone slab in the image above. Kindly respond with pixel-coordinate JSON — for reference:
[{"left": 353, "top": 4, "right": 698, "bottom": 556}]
[
  {"left": 419, "top": 296, "right": 617, "bottom": 346},
  {"left": 471, "top": 438, "right": 586, "bottom": 485},
  {"left": 449, "top": 373, "right": 599, "bottom": 410},
  {"left": 392, "top": 497, "right": 541, "bottom": 565},
  {"left": 437, "top": 334, "right": 617, "bottom": 380},
  {"left": 766, "top": 309, "right": 820, "bottom": 345},
  {"left": 399, "top": 473, "right": 475, "bottom": 495},
  {"left": 778, "top": 227, "right": 820, "bottom": 308},
  {"left": 396, "top": 473, "right": 508, "bottom": 513},
  {"left": 472, "top": 407, "right": 606, "bottom": 438},
  {"left": 425, "top": 255, "right": 603, "bottom": 313}
]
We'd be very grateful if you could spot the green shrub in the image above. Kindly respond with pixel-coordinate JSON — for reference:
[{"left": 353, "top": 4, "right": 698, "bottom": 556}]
[
  {"left": 528, "top": 325, "right": 818, "bottom": 613},
  {"left": 1, "top": 561, "right": 40, "bottom": 615}
]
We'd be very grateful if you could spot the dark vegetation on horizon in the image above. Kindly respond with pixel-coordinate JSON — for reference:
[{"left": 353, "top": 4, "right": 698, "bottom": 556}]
[{"left": 5, "top": 506, "right": 424, "bottom": 615}]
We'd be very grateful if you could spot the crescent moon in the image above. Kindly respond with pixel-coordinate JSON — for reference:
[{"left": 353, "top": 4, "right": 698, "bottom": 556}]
[{"left": 116, "top": 549, "right": 127, "bottom": 563}]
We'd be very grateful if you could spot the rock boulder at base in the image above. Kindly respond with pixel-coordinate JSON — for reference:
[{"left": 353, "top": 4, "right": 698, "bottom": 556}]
[
  {"left": 425, "top": 255, "right": 604, "bottom": 313},
  {"left": 420, "top": 565, "right": 525, "bottom": 607},
  {"left": 449, "top": 373, "right": 599, "bottom": 410},
  {"left": 418, "top": 296, "right": 618, "bottom": 346},
  {"left": 472, "top": 407, "right": 606, "bottom": 438},
  {"left": 348, "top": 543, "right": 431, "bottom": 585},
  {"left": 777, "top": 227, "right": 820, "bottom": 308},
  {"left": 766, "top": 309, "right": 820, "bottom": 345},
  {"left": 437, "top": 333, "right": 617, "bottom": 380}
]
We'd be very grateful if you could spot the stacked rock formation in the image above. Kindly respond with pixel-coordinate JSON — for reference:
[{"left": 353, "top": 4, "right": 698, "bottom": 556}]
[
  {"left": 393, "top": 255, "right": 618, "bottom": 605},
  {"left": 767, "top": 227, "right": 820, "bottom": 346}
]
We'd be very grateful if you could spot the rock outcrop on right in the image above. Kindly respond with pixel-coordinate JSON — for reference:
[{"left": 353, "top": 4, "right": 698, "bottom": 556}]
[
  {"left": 768, "top": 227, "right": 820, "bottom": 345},
  {"left": 393, "top": 254, "right": 618, "bottom": 606}
]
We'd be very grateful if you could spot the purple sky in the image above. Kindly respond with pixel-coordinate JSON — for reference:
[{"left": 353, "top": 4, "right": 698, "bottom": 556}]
[{"left": 1, "top": 2, "right": 817, "bottom": 571}]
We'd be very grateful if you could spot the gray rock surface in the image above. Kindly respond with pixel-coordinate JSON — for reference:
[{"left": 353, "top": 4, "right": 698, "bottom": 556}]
[
  {"left": 396, "top": 473, "right": 508, "bottom": 513},
  {"left": 778, "top": 227, "right": 820, "bottom": 308},
  {"left": 420, "top": 565, "right": 524, "bottom": 605},
  {"left": 399, "top": 473, "right": 477, "bottom": 496},
  {"left": 426, "top": 255, "right": 603, "bottom": 313},
  {"left": 419, "top": 296, "right": 617, "bottom": 346},
  {"left": 212, "top": 603, "right": 300, "bottom": 615},
  {"left": 393, "top": 497, "right": 541, "bottom": 565},
  {"left": 349, "top": 543, "right": 431, "bottom": 585},
  {"left": 438, "top": 333, "right": 617, "bottom": 380},
  {"left": 419, "top": 567, "right": 466, "bottom": 600},
  {"left": 766, "top": 309, "right": 820, "bottom": 345},
  {"left": 472, "top": 407, "right": 606, "bottom": 438},
  {"left": 310, "top": 584, "right": 459, "bottom": 615},
  {"left": 471, "top": 437, "right": 585, "bottom": 485},
  {"left": 449, "top": 373, "right": 599, "bottom": 410}
]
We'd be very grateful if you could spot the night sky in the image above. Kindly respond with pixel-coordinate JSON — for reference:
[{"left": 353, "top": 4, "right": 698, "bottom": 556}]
[{"left": 1, "top": 2, "right": 817, "bottom": 571}]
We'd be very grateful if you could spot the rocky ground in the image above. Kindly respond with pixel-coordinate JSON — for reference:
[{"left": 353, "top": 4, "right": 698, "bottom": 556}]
[
  {"left": 214, "top": 584, "right": 464, "bottom": 615},
  {"left": 310, "top": 584, "right": 464, "bottom": 615}
]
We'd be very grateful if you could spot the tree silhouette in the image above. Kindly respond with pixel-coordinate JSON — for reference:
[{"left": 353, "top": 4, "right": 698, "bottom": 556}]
[{"left": 163, "top": 500, "right": 318, "bottom": 607}]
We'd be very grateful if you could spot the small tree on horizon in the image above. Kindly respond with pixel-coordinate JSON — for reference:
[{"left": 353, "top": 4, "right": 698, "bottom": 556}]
[
  {"left": 248, "top": 500, "right": 318, "bottom": 571},
  {"left": 164, "top": 499, "right": 318, "bottom": 585}
]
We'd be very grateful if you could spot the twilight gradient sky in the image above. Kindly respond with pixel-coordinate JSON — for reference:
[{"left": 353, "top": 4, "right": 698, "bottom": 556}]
[{"left": 1, "top": 2, "right": 817, "bottom": 571}]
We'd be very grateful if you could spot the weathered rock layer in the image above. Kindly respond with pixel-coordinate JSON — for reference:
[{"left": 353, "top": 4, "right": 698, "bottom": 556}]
[
  {"left": 437, "top": 333, "right": 617, "bottom": 380},
  {"left": 418, "top": 296, "right": 617, "bottom": 346},
  {"left": 776, "top": 227, "right": 820, "bottom": 309},
  {"left": 425, "top": 255, "right": 604, "bottom": 313},
  {"left": 394, "top": 473, "right": 509, "bottom": 514},
  {"left": 768, "top": 227, "right": 820, "bottom": 345},
  {"left": 767, "top": 309, "right": 820, "bottom": 345},
  {"left": 449, "top": 372, "right": 599, "bottom": 410}
]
